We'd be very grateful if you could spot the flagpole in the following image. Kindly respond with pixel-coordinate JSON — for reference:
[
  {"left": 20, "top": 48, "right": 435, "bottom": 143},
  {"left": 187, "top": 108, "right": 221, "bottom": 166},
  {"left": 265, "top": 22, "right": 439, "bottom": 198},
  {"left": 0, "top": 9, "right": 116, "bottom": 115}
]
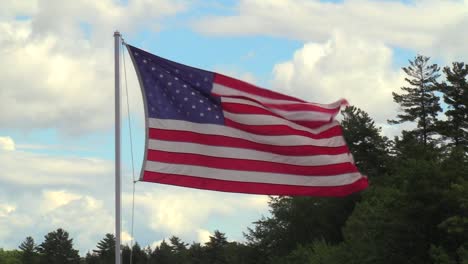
[{"left": 114, "top": 30, "right": 122, "bottom": 264}]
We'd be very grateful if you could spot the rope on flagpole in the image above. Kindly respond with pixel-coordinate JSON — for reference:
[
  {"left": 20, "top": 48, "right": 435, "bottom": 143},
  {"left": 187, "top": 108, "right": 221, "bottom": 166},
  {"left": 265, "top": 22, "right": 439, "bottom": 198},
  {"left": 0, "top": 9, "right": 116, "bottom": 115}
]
[{"left": 121, "top": 37, "right": 138, "bottom": 264}]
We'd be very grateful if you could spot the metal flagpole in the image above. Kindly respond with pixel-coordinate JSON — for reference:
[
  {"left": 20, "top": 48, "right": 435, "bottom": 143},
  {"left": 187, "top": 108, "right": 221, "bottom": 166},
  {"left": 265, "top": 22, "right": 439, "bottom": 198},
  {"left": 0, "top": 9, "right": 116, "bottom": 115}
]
[{"left": 114, "top": 31, "right": 122, "bottom": 264}]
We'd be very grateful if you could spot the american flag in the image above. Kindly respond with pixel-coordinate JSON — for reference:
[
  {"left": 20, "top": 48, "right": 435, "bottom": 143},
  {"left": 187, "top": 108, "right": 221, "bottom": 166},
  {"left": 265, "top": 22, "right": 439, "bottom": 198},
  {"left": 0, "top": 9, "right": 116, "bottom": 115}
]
[{"left": 127, "top": 44, "right": 368, "bottom": 196}]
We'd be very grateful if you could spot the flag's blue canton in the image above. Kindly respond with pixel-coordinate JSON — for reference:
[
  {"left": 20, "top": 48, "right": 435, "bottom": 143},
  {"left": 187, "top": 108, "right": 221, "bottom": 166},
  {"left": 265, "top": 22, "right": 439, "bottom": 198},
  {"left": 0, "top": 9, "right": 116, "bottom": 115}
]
[{"left": 129, "top": 45, "right": 224, "bottom": 125}]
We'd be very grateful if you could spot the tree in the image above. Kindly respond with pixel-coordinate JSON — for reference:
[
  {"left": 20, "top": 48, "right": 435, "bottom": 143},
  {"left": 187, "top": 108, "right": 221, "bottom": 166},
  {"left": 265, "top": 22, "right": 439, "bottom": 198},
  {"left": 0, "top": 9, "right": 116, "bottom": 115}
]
[
  {"left": 437, "top": 62, "right": 468, "bottom": 149},
  {"left": 18, "top": 236, "right": 39, "bottom": 264},
  {"left": 389, "top": 55, "right": 442, "bottom": 146},
  {"left": 245, "top": 194, "right": 359, "bottom": 263},
  {"left": 37, "top": 228, "right": 80, "bottom": 264},
  {"left": 149, "top": 240, "right": 173, "bottom": 264},
  {"left": 205, "top": 230, "right": 228, "bottom": 264},
  {"left": 0, "top": 248, "right": 22, "bottom": 264},
  {"left": 93, "top": 233, "right": 115, "bottom": 264},
  {"left": 341, "top": 106, "right": 389, "bottom": 177},
  {"left": 169, "top": 236, "right": 188, "bottom": 264}
]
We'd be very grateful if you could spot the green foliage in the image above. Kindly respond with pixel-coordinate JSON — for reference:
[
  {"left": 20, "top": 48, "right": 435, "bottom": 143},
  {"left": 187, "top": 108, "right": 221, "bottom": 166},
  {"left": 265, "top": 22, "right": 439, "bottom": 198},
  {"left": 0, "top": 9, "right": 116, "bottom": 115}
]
[
  {"left": 436, "top": 62, "right": 468, "bottom": 149},
  {"left": 92, "top": 233, "right": 115, "bottom": 264},
  {"left": 341, "top": 105, "right": 389, "bottom": 177},
  {"left": 37, "top": 228, "right": 80, "bottom": 264},
  {"left": 0, "top": 249, "right": 22, "bottom": 264},
  {"left": 389, "top": 55, "right": 442, "bottom": 145},
  {"left": 246, "top": 194, "right": 359, "bottom": 263},
  {"left": 18, "top": 236, "right": 39, "bottom": 264}
]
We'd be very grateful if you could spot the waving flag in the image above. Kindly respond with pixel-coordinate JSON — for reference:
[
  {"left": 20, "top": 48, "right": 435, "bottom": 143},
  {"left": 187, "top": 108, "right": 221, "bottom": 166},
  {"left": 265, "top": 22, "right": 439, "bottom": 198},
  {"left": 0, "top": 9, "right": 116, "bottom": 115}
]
[{"left": 127, "top": 44, "right": 368, "bottom": 196}]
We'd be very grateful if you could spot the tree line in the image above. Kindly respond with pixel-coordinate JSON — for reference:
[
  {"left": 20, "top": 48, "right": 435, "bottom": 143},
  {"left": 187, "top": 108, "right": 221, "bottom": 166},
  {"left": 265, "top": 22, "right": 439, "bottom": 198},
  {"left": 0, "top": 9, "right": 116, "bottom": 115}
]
[{"left": 1, "top": 56, "right": 467, "bottom": 264}]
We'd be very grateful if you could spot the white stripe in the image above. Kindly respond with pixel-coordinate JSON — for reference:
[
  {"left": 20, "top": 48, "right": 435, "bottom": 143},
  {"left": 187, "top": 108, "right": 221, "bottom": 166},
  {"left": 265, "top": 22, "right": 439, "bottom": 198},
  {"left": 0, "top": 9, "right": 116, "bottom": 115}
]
[
  {"left": 145, "top": 161, "right": 362, "bottom": 187},
  {"left": 148, "top": 140, "right": 353, "bottom": 166},
  {"left": 148, "top": 118, "right": 346, "bottom": 147},
  {"left": 213, "top": 83, "right": 346, "bottom": 109},
  {"left": 223, "top": 112, "right": 338, "bottom": 135},
  {"left": 221, "top": 97, "right": 334, "bottom": 121}
]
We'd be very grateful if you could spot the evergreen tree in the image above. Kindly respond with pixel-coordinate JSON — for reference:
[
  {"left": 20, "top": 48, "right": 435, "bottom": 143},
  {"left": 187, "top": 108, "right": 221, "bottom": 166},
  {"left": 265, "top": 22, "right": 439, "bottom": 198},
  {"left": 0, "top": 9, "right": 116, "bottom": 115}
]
[
  {"left": 437, "top": 62, "right": 468, "bottom": 149},
  {"left": 389, "top": 55, "right": 442, "bottom": 146},
  {"left": 131, "top": 242, "right": 147, "bottom": 264},
  {"left": 18, "top": 236, "right": 39, "bottom": 264},
  {"left": 93, "top": 233, "right": 115, "bottom": 264},
  {"left": 37, "top": 228, "right": 80, "bottom": 264},
  {"left": 169, "top": 236, "right": 188, "bottom": 264},
  {"left": 187, "top": 243, "right": 205, "bottom": 264},
  {"left": 149, "top": 240, "right": 173, "bottom": 264},
  {"left": 205, "top": 230, "right": 228, "bottom": 264},
  {"left": 341, "top": 106, "right": 389, "bottom": 177}
]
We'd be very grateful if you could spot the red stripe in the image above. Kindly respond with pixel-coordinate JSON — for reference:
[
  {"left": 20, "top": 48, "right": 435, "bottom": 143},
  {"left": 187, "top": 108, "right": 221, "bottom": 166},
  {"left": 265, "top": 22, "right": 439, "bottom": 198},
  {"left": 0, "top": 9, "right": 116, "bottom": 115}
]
[
  {"left": 147, "top": 150, "right": 358, "bottom": 176},
  {"left": 224, "top": 118, "right": 342, "bottom": 139},
  {"left": 142, "top": 171, "right": 369, "bottom": 196},
  {"left": 221, "top": 95, "right": 342, "bottom": 114},
  {"left": 149, "top": 128, "right": 350, "bottom": 156},
  {"left": 214, "top": 73, "right": 305, "bottom": 103},
  {"left": 221, "top": 102, "right": 335, "bottom": 129}
]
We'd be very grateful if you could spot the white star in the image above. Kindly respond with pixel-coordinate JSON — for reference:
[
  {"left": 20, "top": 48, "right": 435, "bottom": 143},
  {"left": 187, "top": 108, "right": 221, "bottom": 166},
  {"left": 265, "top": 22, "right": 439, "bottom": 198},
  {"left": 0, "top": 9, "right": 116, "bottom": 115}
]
[
  {"left": 184, "top": 97, "right": 188, "bottom": 101},
  {"left": 176, "top": 90, "right": 180, "bottom": 93},
  {"left": 199, "top": 100, "right": 203, "bottom": 103},
  {"left": 204, "top": 77, "right": 208, "bottom": 82},
  {"left": 200, "top": 113, "right": 204, "bottom": 117},
  {"left": 189, "top": 74, "right": 193, "bottom": 78},
  {"left": 159, "top": 74, "right": 164, "bottom": 78},
  {"left": 143, "top": 59, "right": 147, "bottom": 63},
  {"left": 134, "top": 52, "right": 139, "bottom": 56},
  {"left": 192, "top": 105, "right": 196, "bottom": 109},
  {"left": 175, "top": 69, "right": 179, "bottom": 73},
  {"left": 196, "top": 82, "right": 200, "bottom": 87},
  {"left": 191, "top": 92, "right": 195, "bottom": 95},
  {"left": 151, "top": 67, "right": 156, "bottom": 71},
  {"left": 183, "top": 84, "right": 187, "bottom": 88},
  {"left": 174, "top": 77, "right": 178, "bottom": 80},
  {"left": 215, "top": 115, "right": 219, "bottom": 119},
  {"left": 207, "top": 107, "right": 211, "bottom": 111},
  {"left": 168, "top": 82, "right": 172, "bottom": 86}
]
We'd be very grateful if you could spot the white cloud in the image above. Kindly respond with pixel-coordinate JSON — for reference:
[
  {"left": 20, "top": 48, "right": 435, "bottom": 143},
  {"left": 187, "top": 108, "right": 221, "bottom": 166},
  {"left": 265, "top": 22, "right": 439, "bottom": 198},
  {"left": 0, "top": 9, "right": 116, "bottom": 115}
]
[
  {"left": 0, "top": 0, "right": 186, "bottom": 135},
  {"left": 197, "top": 229, "right": 212, "bottom": 244},
  {"left": 0, "top": 149, "right": 113, "bottom": 186},
  {"left": 271, "top": 31, "right": 405, "bottom": 132},
  {"left": 0, "top": 136, "right": 15, "bottom": 151},
  {"left": 193, "top": 0, "right": 468, "bottom": 60}
]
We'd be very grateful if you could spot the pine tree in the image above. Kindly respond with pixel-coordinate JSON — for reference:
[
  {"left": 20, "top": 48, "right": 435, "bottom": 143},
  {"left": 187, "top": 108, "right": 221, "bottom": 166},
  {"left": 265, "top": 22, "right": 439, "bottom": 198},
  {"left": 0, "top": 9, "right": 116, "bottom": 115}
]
[
  {"left": 205, "top": 231, "right": 228, "bottom": 264},
  {"left": 37, "top": 228, "right": 80, "bottom": 264},
  {"left": 389, "top": 55, "right": 442, "bottom": 146},
  {"left": 18, "top": 236, "right": 39, "bottom": 264},
  {"left": 437, "top": 62, "right": 468, "bottom": 149},
  {"left": 93, "top": 233, "right": 115, "bottom": 264},
  {"left": 341, "top": 106, "right": 389, "bottom": 177}
]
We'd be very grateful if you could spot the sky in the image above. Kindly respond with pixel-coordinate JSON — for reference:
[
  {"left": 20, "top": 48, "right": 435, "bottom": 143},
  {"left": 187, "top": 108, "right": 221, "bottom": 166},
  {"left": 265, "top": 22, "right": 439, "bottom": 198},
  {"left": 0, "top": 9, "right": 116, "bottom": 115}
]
[{"left": 1, "top": 0, "right": 467, "bottom": 255}]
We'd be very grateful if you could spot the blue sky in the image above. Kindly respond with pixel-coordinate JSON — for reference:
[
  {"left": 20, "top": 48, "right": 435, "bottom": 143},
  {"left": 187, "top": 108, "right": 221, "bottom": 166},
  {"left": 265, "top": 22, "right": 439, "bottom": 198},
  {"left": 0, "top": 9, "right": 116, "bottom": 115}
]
[{"left": 1, "top": 0, "right": 467, "bottom": 255}]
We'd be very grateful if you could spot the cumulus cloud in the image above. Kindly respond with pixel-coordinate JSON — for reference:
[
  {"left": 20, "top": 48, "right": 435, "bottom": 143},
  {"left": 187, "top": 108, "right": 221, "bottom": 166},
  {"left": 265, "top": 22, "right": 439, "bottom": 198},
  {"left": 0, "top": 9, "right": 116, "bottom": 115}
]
[
  {"left": 0, "top": 148, "right": 113, "bottom": 186},
  {"left": 193, "top": 0, "right": 468, "bottom": 60},
  {"left": 197, "top": 229, "right": 212, "bottom": 244},
  {"left": 0, "top": 0, "right": 186, "bottom": 135},
  {"left": 125, "top": 188, "right": 268, "bottom": 237},
  {"left": 0, "top": 136, "right": 15, "bottom": 151},
  {"left": 0, "top": 144, "right": 269, "bottom": 254},
  {"left": 270, "top": 31, "right": 405, "bottom": 135}
]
